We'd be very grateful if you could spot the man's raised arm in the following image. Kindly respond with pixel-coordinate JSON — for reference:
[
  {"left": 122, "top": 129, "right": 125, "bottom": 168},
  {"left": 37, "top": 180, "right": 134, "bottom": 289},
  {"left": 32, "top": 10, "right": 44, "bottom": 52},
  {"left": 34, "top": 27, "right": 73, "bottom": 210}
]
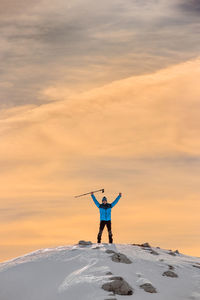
[
  {"left": 111, "top": 193, "right": 122, "bottom": 208},
  {"left": 91, "top": 192, "right": 100, "bottom": 208}
]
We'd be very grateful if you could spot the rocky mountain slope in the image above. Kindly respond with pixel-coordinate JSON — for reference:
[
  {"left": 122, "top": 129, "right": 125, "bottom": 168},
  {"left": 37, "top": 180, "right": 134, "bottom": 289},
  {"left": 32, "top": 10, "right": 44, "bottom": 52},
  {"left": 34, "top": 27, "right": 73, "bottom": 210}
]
[{"left": 0, "top": 242, "right": 200, "bottom": 300}]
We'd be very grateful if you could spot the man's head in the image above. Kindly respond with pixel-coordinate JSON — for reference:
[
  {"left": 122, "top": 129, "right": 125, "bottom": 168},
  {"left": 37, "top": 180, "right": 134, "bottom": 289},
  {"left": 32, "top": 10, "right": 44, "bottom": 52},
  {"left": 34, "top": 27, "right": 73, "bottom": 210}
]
[{"left": 102, "top": 196, "right": 107, "bottom": 204}]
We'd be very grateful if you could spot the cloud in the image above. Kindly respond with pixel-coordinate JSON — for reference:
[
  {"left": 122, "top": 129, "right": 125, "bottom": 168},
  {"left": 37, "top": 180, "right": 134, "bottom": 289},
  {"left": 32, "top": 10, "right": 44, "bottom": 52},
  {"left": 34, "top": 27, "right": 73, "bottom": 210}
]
[
  {"left": 0, "top": 0, "right": 200, "bottom": 107},
  {"left": 0, "top": 57, "right": 200, "bottom": 199},
  {"left": 177, "top": 0, "right": 200, "bottom": 14},
  {"left": 0, "top": 207, "right": 42, "bottom": 222},
  {"left": 1, "top": 0, "right": 200, "bottom": 258},
  {"left": 0, "top": 0, "right": 41, "bottom": 16}
]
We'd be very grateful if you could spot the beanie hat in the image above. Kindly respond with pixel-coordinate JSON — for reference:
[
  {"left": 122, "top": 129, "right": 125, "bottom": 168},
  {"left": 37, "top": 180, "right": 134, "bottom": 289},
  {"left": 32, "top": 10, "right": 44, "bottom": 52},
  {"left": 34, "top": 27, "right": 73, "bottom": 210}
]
[{"left": 102, "top": 196, "right": 107, "bottom": 202}]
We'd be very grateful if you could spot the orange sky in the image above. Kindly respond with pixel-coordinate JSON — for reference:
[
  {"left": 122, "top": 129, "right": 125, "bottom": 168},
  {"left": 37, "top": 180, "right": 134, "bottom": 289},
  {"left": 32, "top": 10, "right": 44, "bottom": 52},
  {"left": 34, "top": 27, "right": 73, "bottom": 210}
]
[{"left": 0, "top": 58, "right": 200, "bottom": 261}]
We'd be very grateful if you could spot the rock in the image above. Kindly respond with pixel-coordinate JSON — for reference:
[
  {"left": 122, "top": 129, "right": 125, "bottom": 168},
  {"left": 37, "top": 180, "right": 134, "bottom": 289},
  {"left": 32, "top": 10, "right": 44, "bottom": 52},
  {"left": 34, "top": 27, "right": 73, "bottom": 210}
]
[
  {"left": 193, "top": 265, "right": 200, "bottom": 269},
  {"left": 168, "top": 251, "right": 176, "bottom": 256},
  {"left": 150, "top": 250, "right": 159, "bottom": 255},
  {"left": 92, "top": 246, "right": 100, "bottom": 250},
  {"left": 132, "top": 242, "right": 151, "bottom": 248},
  {"left": 168, "top": 265, "right": 175, "bottom": 270},
  {"left": 140, "top": 283, "right": 157, "bottom": 293},
  {"left": 141, "top": 242, "right": 151, "bottom": 248},
  {"left": 106, "top": 272, "right": 113, "bottom": 275},
  {"left": 139, "top": 245, "right": 159, "bottom": 255},
  {"left": 175, "top": 249, "right": 180, "bottom": 254},
  {"left": 111, "top": 276, "right": 124, "bottom": 280},
  {"left": 106, "top": 249, "right": 116, "bottom": 254},
  {"left": 111, "top": 253, "right": 132, "bottom": 264},
  {"left": 162, "top": 270, "right": 178, "bottom": 278},
  {"left": 78, "top": 240, "right": 92, "bottom": 246},
  {"left": 102, "top": 276, "right": 133, "bottom": 295}
]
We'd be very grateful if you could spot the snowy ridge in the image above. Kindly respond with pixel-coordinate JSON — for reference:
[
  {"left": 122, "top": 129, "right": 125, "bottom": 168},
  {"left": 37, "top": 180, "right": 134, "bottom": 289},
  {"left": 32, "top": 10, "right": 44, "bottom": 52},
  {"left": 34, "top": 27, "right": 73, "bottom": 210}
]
[{"left": 0, "top": 243, "right": 200, "bottom": 300}]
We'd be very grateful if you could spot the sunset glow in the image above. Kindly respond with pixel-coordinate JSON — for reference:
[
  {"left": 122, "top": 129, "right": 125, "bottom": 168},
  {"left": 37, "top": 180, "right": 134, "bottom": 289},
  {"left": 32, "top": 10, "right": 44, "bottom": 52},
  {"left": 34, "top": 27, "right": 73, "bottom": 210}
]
[{"left": 1, "top": 0, "right": 200, "bottom": 261}]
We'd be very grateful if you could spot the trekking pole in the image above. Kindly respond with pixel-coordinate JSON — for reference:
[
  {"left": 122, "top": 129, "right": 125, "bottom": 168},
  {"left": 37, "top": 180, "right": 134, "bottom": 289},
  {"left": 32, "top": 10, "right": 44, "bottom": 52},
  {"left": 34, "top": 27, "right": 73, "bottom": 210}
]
[{"left": 74, "top": 189, "right": 104, "bottom": 198}]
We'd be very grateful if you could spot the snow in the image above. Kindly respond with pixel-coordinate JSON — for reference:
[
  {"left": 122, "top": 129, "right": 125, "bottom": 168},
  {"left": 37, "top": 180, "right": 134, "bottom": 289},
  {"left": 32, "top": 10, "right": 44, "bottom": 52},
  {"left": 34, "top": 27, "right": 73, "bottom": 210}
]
[{"left": 0, "top": 243, "right": 200, "bottom": 300}]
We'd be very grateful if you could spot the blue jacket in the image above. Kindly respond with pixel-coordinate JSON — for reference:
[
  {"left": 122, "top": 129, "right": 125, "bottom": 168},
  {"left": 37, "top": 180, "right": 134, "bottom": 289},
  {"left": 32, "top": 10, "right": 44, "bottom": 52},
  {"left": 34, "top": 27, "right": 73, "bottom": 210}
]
[{"left": 91, "top": 194, "right": 121, "bottom": 221}]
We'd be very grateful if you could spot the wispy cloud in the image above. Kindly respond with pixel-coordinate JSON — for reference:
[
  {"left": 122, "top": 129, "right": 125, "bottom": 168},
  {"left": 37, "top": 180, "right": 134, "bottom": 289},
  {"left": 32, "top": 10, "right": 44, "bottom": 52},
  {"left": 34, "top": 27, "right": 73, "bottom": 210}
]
[
  {"left": 0, "top": 58, "right": 200, "bottom": 259},
  {"left": 0, "top": 0, "right": 200, "bottom": 107}
]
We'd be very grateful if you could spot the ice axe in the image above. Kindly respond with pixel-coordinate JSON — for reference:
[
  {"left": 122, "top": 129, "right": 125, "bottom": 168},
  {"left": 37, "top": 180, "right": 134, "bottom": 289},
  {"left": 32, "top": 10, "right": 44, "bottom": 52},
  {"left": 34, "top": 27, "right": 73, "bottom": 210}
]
[{"left": 74, "top": 189, "right": 104, "bottom": 198}]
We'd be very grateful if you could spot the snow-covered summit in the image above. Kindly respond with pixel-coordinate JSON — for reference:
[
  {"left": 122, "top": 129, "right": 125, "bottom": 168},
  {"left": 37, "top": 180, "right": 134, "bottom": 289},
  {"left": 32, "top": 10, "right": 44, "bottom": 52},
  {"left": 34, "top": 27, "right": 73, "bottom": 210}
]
[{"left": 0, "top": 242, "right": 200, "bottom": 300}]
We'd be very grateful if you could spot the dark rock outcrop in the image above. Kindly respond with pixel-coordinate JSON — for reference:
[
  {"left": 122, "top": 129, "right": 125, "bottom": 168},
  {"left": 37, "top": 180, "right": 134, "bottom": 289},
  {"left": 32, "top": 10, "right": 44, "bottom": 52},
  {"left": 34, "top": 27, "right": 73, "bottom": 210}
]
[
  {"left": 106, "top": 272, "right": 113, "bottom": 275},
  {"left": 105, "top": 249, "right": 116, "bottom": 254},
  {"left": 140, "top": 283, "right": 157, "bottom": 293},
  {"left": 168, "top": 265, "right": 175, "bottom": 270},
  {"left": 78, "top": 240, "right": 92, "bottom": 246},
  {"left": 149, "top": 249, "right": 159, "bottom": 255},
  {"left": 132, "top": 242, "right": 151, "bottom": 248},
  {"left": 141, "top": 242, "right": 151, "bottom": 248},
  {"left": 111, "top": 253, "right": 132, "bottom": 264},
  {"left": 193, "top": 264, "right": 200, "bottom": 269},
  {"left": 102, "top": 276, "right": 133, "bottom": 295},
  {"left": 174, "top": 250, "right": 180, "bottom": 254},
  {"left": 132, "top": 242, "right": 159, "bottom": 255},
  {"left": 162, "top": 270, "right": 178, "bottom": 278},
  {"left": 168, "top": 250, "right": 176, "bottom": 256}
]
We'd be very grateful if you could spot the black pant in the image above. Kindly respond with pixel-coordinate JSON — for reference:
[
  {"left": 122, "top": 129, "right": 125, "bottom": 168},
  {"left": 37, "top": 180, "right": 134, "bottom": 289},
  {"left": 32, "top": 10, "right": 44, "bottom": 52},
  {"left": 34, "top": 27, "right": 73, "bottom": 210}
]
[{"left": 97, "top": 220, "right": 113, "bottom": 243}]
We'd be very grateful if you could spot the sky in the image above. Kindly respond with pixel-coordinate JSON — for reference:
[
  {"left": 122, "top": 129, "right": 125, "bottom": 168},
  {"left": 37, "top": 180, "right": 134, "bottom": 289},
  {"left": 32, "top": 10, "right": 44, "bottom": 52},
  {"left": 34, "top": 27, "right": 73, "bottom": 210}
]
[{"left": 0, "top": 0, "right": 200, "bottom": 261}]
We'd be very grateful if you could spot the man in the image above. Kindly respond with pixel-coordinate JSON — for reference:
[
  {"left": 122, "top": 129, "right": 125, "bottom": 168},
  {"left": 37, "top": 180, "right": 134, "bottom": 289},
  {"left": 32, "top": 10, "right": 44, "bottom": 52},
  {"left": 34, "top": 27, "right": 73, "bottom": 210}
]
[{"left": 91, "top": 192, "right": 122, "bottom": 243}]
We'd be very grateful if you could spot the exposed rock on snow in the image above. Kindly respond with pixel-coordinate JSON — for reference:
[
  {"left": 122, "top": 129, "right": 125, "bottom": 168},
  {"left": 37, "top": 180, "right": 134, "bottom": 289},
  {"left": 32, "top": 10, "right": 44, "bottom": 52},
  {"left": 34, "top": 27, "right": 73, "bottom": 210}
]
[
  {"left": 132, "top": 242, "right": 151, "bottom": 248},
  {"left": 162, "top": 270, "right": 178, "bottom": 278},
  {"left": 105, "top": 249, "right": 116, "bottom": 254},
  {"left": 111, "top": 252, "right": 132, "bottom": 264},
  {"left": 102, "top": 276, "right": 133, "bottom": 295},
  {"left": 175, "top": 250, "right": 180, "bottom": 254},
  {"left": 168, "top": 264, "right": 175, "bottom": 270},
  {"left": 132, "top": 242, "right": 159, "bottom": 255},
  {"left": 140, "top": 283, "right": 157, "bottom": 293},
  {"left": 192, "top": 264, "right": 200, "bottom": 269},
  {"left": 149, "top": 249, "right": 159, "bottom": 255},
  {"left": 0, "top": 243, "right": 200, "bottom": 300},
  {"left": 168, "top": 250, "right": 177, "bottom": 256},
  {"left": 78, "top": 240, "right": 92, "bottom": 246},
  {"left": 144, "top": 248, "right": 159, "bottom": 255},
  {"left": 105, "top": 249, "right": 132, "bottom": 264},
  {"left": 141, "top": 242, "right": 151, "bottom": 248}
]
